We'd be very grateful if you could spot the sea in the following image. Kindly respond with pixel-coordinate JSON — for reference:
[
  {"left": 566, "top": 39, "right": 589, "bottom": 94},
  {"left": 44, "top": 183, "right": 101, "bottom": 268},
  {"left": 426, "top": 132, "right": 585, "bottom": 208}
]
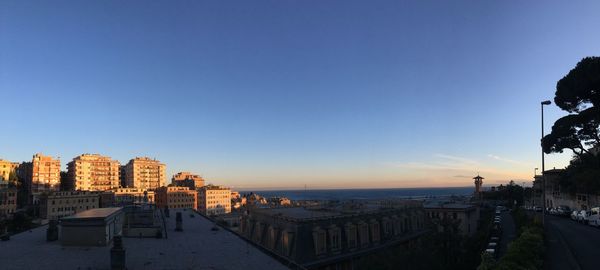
[{"left": 240, "top": 187, "right": 473, "bottom": 201}]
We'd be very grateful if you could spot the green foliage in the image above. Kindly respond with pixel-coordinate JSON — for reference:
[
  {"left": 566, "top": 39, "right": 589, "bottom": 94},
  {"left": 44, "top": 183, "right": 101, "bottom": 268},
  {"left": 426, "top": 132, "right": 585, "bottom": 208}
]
[
  {"left": 495, "top": 226, "right": 544, "bottom": 270},
  {"left": 477, "top": 252, "right": 497, "bottom": 270},
  {"left": 482, "top": 181, "right": 524, "bottom": 207}
]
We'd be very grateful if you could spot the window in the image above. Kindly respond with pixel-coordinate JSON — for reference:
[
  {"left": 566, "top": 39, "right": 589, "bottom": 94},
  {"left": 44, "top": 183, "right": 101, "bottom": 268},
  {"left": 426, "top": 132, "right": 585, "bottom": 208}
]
[{"left": 312, "top": 228, "right": 327, "bottom": 255}]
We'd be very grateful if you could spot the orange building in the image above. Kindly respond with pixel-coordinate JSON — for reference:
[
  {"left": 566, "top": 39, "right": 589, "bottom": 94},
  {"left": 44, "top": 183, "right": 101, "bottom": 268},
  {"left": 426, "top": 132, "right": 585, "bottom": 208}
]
[
  {"left": 155, "top": 186, "right": 197, "bottom": 210},
  {"left": 31, "top": 154, "right": 61, "bottom": 192}
]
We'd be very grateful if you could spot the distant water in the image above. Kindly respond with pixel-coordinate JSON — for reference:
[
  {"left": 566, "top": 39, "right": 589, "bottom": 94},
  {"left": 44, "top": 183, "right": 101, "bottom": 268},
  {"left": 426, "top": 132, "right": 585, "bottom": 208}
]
[{"left": 241, "top": 187, "right": 473, "bottom": 201}]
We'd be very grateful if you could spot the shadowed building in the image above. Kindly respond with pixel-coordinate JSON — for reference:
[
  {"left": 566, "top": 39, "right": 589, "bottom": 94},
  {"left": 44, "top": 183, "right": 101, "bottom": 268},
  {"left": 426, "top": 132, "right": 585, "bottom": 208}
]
[
  {"left": 67, "top": 154, "right": 121, "bottom": 191},
  {"left": 240, "top": 200, "right": 427, "bottom": 270},
  {"left": 0, "top": 187, "right": 17, "bottom": 220},
  {"left": 124, "top": 157, "right": 166, "bottom": 190},
  {"left": 423, "top": 201, "right": 479, "bottom": 236},
  {"left": 39, "top": 191, "right": 101, "bottom": 220}
]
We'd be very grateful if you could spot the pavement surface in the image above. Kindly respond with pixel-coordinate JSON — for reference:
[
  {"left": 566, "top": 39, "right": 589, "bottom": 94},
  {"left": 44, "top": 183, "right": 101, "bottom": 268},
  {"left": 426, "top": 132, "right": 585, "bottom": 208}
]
[
  {"left": 543, "top": 214, "right": 600, "bottom": 270},
  {"left": 497, "top": 211, "right": 516, "bottom": 257}
]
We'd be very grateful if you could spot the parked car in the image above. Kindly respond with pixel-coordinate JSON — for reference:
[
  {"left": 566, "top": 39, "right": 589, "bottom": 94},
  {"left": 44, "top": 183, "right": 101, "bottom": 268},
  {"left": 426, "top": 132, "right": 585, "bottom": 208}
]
[
  {"left": 571, "top": 210, "right": 579, "bottom": 221},
  {"left": 533, "top": 206, "right": 543, "bottom": 212},
  {"left": 557, "top": 205, "right": 571, "bottom": 217},
  {"left": 549, "top": 208, "right": 558, "bottom": 215},
  {"left": 577, "top": 210, "right": 590, "bottom": 224},
  {"left": 490, "top": 236, "right": 499, "bottom": 242},
  {"left": 586, "top": 207, "right": 600, "bottom": 227}
]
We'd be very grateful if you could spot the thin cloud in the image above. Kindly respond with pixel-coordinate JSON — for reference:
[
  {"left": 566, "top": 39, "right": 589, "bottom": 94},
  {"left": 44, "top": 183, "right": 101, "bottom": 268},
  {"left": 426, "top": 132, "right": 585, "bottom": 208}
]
[{"left": 487, "top": 154, "right": 530, "bottom": 167}]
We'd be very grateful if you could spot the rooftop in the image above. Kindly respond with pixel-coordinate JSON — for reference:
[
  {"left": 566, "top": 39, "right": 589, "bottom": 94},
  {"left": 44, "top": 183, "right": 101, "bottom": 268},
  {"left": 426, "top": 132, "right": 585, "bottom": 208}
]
[
  {"left": 423, "top": 202, "right": 477, "bottom": 210},
  {"left": 61, "top": 207, "right": 122, "bottom": 220},
  {"left": 0, "top": 209, "right": 290, "bottom": 270}
]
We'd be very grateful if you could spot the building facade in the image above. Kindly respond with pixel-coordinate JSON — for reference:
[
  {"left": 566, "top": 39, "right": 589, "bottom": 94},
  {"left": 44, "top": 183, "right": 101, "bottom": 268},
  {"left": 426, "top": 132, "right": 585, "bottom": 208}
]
[
  {"left": 423, "top": 202, "right": 480, "bottom": 236},
  {"left": 124, "top": 157, "right": 166, "bottom": 190},
  {"left": 30, "top": 154, "right": 61, "bottom": 192},
  {"left": 0, "top": 187, "right": 17, "bottom": 219},
  {"left": 109, "top": 188, "right": 155, "bottom": 206},
  {"left": 171, "top": 171, "right": 205, "bottom": 189},
  {"left": 155, "top": 186, "right": 197, "bottom": 210},
  {"left": 197, "top": 185, "right": 231, "bottom": 216},
  {"left": 39, "top": 191, "right": 101, "bottom": 220},
  {"left": 67, "top": 154, "right": 120, "bottom": 191},
  {"left": 0, "top": 159, "right": 19, "bottom": 186},
  {"left": 240, "top": 201, "right": 426, "bottom": 270}
]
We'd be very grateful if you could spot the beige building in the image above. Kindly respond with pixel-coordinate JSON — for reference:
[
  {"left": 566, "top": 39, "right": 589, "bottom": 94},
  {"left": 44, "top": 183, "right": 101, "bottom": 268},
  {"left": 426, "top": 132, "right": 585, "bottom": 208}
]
[
  {"left": 171, "top": 171, "right": 205, "bottom": 189},
  {"left": 124, "top": 157, "right": 166, "bottom": 190},
  {"left": 110, "top": 188, "right": 155, "bottom": 205},
  {"left": 67, "top": 154, "right": 120, "bottom": 191},
  {"left": 155, "top": 186, "right": 197, "bottom": 210},
  {"left": 31, "top": 153, "right": 61, "bottom": 192},
  {"left": 0, "top": 187, "right": 17, "bottom": 219},
  {"left": 39, "top": 191, "right": 101, "bottom": 220},
  {"left": 198, "top": 185, "right": 231, "bottom": 216},
  {"left": 0, "top": 159, "right": 19, "bottom": 186}
]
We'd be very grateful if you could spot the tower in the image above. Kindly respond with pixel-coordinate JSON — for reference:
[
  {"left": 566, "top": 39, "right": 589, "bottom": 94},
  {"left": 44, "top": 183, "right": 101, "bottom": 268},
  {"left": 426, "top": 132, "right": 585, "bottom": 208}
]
[{"left": 473, "top": 174, "right": 484, "bottom": 199}]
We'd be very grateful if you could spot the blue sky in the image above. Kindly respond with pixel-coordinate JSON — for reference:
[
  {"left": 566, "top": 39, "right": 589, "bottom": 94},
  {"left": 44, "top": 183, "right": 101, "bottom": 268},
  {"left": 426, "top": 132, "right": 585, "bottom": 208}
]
[{"left": 1, "top": 0, "right": 599, "bottom": 189}]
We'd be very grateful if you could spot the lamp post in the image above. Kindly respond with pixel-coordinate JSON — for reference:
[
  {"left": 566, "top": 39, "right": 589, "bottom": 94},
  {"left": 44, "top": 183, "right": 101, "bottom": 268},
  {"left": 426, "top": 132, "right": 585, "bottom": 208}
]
[{"left": 541, "top": 100, "right": 551, "bottom": 226}]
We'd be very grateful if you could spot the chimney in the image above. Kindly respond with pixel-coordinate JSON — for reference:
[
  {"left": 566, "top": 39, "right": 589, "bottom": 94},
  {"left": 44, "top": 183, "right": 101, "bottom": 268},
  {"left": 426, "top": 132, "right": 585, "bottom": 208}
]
[
  {"left": 110, "top": 236, "right": 126, "bottom": 270},
  {"left": 175, "top": 212, "right": 183, "bottom": 232}
]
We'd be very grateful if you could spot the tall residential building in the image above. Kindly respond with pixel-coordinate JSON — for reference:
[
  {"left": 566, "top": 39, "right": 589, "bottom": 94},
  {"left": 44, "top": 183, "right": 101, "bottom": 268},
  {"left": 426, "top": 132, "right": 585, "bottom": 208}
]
[
  {"left": 155, "top": 186, "right": 197, "bottom": 210},
  {"left": 31, "top": 154, "right": 61, "bottom": 192},
  {"left": 124, "top": 157, "right": 166, "bottom": 190},
  {"left": 0, "top": 159, "right": 19, "bottom": 186},
  {"left": 197, "top": 185, "right": 231, "bottom": 216},
  {"left": 67, "top": 154, "right": 120, "bottom": 191},
  {"left": 172, "top": 171, "right": 205, "bottom": 190}
]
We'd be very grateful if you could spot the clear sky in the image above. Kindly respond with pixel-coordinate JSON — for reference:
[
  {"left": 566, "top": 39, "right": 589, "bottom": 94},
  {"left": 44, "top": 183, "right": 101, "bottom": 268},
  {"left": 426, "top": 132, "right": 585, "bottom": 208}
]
[{"left": 1, "top": 0, "right": 599, "bottom": 190}]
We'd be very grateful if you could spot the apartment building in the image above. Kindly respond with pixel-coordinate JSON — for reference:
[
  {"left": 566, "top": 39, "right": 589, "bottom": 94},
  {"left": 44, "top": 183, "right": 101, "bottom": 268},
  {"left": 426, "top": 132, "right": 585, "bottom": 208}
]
[
  {"left": 0, "top": 187, "right": 17, "bottom": 219},
  {"left": 39, "top": 191, "right": 100, "bottom": 220},
  {"left": 0, "top": 159, "right": 19, "bottom": 186},
  {"left": 197, "top": 185, "right": 231, "bottom": 216},
  {"left": 124, "top": 157, "right": 166, "bottom": 190},
  {"left": 108, "top": 188, "right": 155, "bottom": 206},
  {"left": 31, "top": 153, "right": 61, "bottom": 192},
  {"left": 155, "top": 186, "right": 197, "bottom": 210},
  {"left": 67, "top": 154, "right": 120, "bottom": 191},
  {"left": 171, "top": 171, "right": 205, "bottom": 189}
]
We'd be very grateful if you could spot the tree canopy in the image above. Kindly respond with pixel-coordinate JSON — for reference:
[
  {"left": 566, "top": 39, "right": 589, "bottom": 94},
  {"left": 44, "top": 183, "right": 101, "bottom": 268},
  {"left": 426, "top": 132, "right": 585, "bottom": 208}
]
[{"left": 543, "top": 57, "right": 600, "bottom": 156}]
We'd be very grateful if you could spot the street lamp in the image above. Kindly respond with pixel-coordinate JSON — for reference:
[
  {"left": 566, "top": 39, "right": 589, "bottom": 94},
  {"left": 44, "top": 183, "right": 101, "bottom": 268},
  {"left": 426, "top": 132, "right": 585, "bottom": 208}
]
[{"left": 541, "top": 100, "right": 551, "bottom": 226}]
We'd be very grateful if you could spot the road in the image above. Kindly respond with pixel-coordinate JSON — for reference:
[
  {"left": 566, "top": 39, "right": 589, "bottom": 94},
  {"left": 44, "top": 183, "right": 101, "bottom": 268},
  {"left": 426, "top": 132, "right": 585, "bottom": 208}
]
[
  {"left": 497, "top": 211, "right": 516, "bottom": 257},
  {"left": 544, "top": 214, "right": 600, "bottom": 270}
]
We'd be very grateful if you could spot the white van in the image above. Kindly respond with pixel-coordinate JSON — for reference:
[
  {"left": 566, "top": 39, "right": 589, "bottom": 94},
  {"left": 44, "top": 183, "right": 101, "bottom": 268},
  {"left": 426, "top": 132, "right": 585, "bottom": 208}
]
[{"left": 586, "top": 207, "right": 600, "bottom": 227}]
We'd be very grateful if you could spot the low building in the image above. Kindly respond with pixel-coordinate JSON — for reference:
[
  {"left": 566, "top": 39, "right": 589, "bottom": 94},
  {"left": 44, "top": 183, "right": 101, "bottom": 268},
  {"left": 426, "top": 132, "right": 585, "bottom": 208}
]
[
  {"left": 241, "top": 200, "right": 427, "bottom": 269},
  {"left": 155, "top": 186, "right": 197, "bottom": 210},
  {"left": 110, "top": 188, "right": 155, "bottom": 206},
  {"left": 0, "top": 187, "right": 17, "bottom": 220},
  {"left": 423, "top": 201, "right": 479, "bottom": 236},
  {"left": 171, "top": 172, "right": 205, "bottom": 189},
  {"left": 60, "top": 207, "right": 124, "bottom": 246},
  {"left": 39, "top": 191, "right": 101, "bottom": 220},
  {"left": 197, "top": 185, "right": 231, "bottom": 216}
]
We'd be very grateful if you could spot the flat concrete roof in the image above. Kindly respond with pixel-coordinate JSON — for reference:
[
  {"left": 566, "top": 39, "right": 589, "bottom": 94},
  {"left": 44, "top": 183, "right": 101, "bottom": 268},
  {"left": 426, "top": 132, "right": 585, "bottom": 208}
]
[
  {"left": 0, "top": 209, "right": 290, "bottom": 270},
  {"left": 61, "top": 207, "right": 122, "bottom": 220}
]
